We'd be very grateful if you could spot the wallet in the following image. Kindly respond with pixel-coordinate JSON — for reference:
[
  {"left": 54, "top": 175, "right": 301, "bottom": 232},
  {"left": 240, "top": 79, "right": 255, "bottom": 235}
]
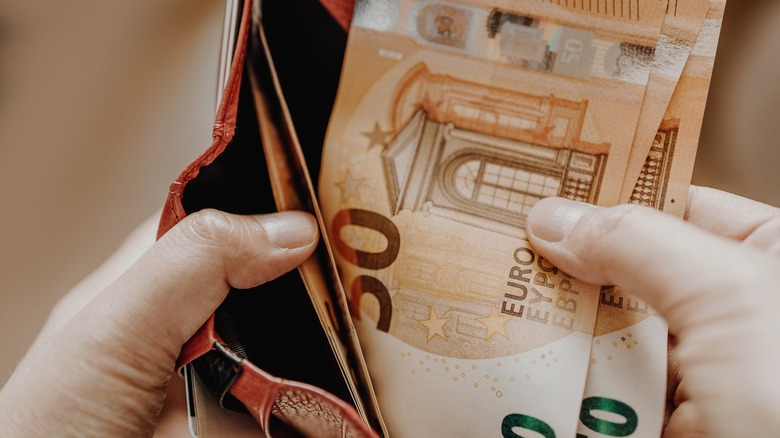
[{"left": 155, "top": 0, "right": 380, "bottom": 436}]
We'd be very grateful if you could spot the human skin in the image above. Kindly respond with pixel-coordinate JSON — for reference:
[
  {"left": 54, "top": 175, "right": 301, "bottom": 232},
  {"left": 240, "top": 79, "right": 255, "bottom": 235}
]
[
  {"left": 0, "top": 186, "right": 778, "bottom": 437},
  {"left": 527, "top": 186, "right": 780, "bottom": 437},
  {"left": 0, "top": 209, "right": 319, "bottom": 437}
]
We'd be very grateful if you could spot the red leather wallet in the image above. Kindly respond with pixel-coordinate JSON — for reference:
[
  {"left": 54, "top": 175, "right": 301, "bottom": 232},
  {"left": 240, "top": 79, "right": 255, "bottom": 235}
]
[
  {"left": 156, "top": 1, "right": 378, "bottom": 436},
  {"left": 320, "top": 0, "right": 354, "bottom": 31}
]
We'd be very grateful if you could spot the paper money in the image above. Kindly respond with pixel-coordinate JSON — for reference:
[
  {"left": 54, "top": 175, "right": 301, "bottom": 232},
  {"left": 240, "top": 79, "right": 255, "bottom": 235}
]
[
  {"left": 576, "top": 2, "right": 725, "bottom": 437},
  {"left": 619, "top": 0, "right": 710, "bottom": 204},
  {"left": 628, "top": 0, "right": 726, "bottom": 215},
  {"left": 576, "top": 287, "right": 667, "bottom": 438},
  {"left": 248, "top": 23, "right": 388, "bottom": 435},
  {"left": 320, "top": 1, "right": 667, "bottom": 436}
]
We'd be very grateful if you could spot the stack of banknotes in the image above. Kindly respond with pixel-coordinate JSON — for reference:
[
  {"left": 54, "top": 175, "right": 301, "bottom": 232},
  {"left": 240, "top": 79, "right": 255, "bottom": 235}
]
[
  {"left": 312, "top": 0, "right": 726, "bottom": 436},
  {"left": 248, "top": 0, "right": 726, "bottom": 437}
]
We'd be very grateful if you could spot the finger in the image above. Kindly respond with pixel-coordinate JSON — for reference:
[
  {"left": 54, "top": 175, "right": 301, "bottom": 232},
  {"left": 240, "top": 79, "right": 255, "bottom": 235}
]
[
  {"left": 528, "top": 199, "right": 780, "bottom": 438},
  {"left": 687, "top": 186, "right": 780, "bottom": 254},
  {"left": 664, "top": 337, "right": 679, "bottom": 430},
  {"left": 0, "top": 209, "right": 318, "bottom": 438},
  {"left": 673, "top": 377, "right": 692, "bottom": 409},
  {"left": 82, "top": 209, "right": 319, "bottom": 352},
  {"left": 663, "top": 401, "right": 706, "bottom": 438},
  {"left": 666, "top": 336, "right": 681, "bottom": 407},
  {"left": 525, "top": 198, "right": 773, "bottom": 329},
  {"left": 153, "top": 377, "right": 191, "bottom": 438},
  {"left": 686, "top": 186, "right": 780, "bottom": 241}
]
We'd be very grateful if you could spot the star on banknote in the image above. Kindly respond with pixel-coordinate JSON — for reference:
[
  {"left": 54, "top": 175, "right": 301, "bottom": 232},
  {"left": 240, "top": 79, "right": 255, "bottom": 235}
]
[
  {"left": 419, "top": 309, "right": 449, "bottom": 342},
  {"left": 336, "top": 171, "right": 364, "bottom": 202},
  {"left": 477, "top": 306, "right": 513, "bottom": 340},
  {"left": 361, "top": 122, "right": 392, "bottom": 150}
]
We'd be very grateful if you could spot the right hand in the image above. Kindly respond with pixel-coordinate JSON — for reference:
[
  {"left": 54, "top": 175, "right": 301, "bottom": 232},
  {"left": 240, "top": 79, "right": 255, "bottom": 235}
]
[{"left": 526, "top": 186, "right": 780, "bottom": 437}]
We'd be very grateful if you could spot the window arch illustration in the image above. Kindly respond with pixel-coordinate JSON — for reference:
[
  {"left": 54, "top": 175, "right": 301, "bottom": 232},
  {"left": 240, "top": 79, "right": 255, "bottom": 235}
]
[{"left": 441, "top": 150, "right": 562, "bottom": 226}]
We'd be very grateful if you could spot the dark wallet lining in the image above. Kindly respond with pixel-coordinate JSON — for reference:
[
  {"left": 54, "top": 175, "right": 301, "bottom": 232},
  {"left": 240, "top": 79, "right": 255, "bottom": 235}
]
[{"left": 180, "top": 0, "right": 351, "bottom": 414}]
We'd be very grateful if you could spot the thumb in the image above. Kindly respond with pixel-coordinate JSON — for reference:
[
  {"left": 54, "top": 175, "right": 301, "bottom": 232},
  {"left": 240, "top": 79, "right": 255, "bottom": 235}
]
[
  {"left": 526, "top": 199, "right": 780, "bottom": 437},
  {"left": 0, "top": 209, "right": 319, "bottom": 437},
  {"left": 525, "top": 197, "right": 772, "bottom": 332},
  {"left": 87, "top": 209, "right": 319, "bottom": 353}
]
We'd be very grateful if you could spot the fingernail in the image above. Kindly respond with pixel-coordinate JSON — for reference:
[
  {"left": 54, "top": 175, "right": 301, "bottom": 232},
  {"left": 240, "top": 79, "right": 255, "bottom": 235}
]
[
  {"left": 527, "top": 198, "right": 595, "bottom": 243},
  {"left": 260, "top": 211, "right": 319, "bottom": 249}
]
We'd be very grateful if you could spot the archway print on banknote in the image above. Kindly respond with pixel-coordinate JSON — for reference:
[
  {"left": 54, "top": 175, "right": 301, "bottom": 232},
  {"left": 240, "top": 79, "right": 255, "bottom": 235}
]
[{"left": 318, "top": 0, "right": 723, "bottom": 436}]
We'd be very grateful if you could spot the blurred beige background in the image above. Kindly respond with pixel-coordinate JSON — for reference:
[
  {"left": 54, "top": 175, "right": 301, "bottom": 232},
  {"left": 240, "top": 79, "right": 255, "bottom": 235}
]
[
  {"left": 0, "top": 0, "right": 778, "bottom": 387},
  {"left": 0, "top": 0, "right": 225, "bottom": 384}
]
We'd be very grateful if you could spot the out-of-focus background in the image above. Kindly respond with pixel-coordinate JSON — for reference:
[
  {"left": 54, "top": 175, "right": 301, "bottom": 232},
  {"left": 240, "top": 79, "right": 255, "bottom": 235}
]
[
  {"left": 0, "top": 0, "right": 778, "bottom": 387},
  {"left": 0, "top": 0, "right": 225, "bottom": 384}
]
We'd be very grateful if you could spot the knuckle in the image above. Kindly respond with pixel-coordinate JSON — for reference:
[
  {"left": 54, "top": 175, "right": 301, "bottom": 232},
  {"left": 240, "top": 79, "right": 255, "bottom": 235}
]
[
  {"left": 595, "top": 203, "right": 646, "bottom": 231},
  {"left": 575, "top": 204, "right": 646, "bottom": 253},
  {"left": 726, "top": 256, "right": 780, "bottom": 306},
  {"left": 750, "top": 217, "right": 780, "bottom": 249},
  {"left": 181, "top": 209, "right": 236, "bottom": 245},
  {"left": 569, "top": 204, "right": 651, "bottom": 281}
]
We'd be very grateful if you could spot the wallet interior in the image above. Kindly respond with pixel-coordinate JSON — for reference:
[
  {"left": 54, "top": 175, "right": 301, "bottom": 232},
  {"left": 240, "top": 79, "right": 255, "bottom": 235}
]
[{"left": 180, "top": 0, "right": 352, "bottom": 413}]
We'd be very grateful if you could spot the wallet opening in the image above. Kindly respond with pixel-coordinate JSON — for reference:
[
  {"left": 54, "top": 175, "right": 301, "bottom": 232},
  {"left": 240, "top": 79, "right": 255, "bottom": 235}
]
[
  {"left": 260, "top": 0, "right": 347, "bottom": 184},
  {"left": 178, "top": 0, "right": 352, "bottom": 423},
  {"left": 182, "top": 66, "right": 352, "bottom": 414}
]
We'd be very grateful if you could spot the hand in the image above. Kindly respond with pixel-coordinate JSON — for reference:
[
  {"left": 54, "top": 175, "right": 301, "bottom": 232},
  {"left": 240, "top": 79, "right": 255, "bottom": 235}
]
[
  {"left": 526, "top": 186, "right": 780, "bottom": 438},
  {"left": 0, "top": 209, "right": 319, "bottom": 437}
]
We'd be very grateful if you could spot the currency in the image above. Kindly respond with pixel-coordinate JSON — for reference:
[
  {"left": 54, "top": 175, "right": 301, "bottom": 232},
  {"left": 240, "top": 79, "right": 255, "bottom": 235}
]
[
  {"left": 319, "top": 1, "right": 669, "bottom": 436},
  {"left": 619, "top": 0, "right": 710, "bottom": 205},
  {"left": 249, "top": 24, "right": 386, "bottom": 433},
  {"left": 626, "top": 0, "right": 726, "bottom": 214},
  {"left": 577, "top": 2, "right": 726, "bottom": 437}
]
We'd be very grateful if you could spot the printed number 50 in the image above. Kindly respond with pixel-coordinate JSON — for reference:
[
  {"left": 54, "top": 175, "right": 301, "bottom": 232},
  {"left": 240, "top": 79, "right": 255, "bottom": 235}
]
[
  {"left": 560, "top": 39, "right": 584, "bottom": 64},
  {"left": 332, "top": 209, "right": 401, "bottom": 332},
  {"left": 502, "top": 397, "right": 638, "bottom": 437}
]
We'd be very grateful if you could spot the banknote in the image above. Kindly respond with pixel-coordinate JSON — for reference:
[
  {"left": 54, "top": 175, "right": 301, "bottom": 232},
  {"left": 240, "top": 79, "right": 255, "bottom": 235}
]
[
  {"left": 576, "top": 2, "right": 725, "bottom": 437},
  {"left": 576, "top": 288, "right": 667, "bottom": 438},
  {"left": 249, "top": 23, "right": 387, "bottom": 434},
  {"left": 618, "top": 0, "right": 710, "bottom": 204},
  {"left": 627, "top": 0, "right": 726, "bottom": 215},
  {"left": 320, "top": 1, "right": 666, "bottom": 436}
]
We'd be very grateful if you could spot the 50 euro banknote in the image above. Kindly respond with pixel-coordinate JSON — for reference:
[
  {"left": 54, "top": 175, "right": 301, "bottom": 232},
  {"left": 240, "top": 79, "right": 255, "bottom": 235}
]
[
  {"left": 318, "top": 0, "right": 668, "bottom": 436},
  {"left": 578, "top": 1, "right": 726, "bottom": 437}
]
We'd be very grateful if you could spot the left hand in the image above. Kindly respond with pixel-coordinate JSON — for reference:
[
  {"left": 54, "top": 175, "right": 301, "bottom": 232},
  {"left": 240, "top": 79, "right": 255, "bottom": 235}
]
[{"left": 0, "top": 209, "right": 319, "bottom": 437}]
